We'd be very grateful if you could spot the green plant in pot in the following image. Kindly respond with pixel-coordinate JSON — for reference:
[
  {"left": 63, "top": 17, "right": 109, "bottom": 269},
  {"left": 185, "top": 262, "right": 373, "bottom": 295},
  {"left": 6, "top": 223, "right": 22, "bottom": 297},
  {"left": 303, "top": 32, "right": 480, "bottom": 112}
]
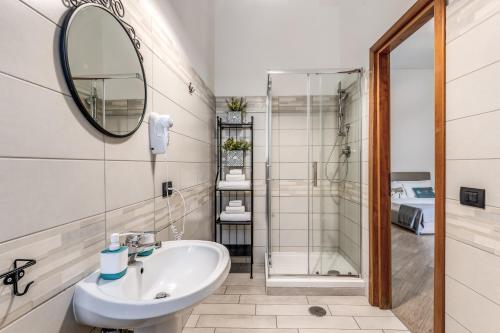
[
  {"left": 226, "top": 97, "right": 248, "bottom": 123},
  {"left": 223, "top": 138, "right": 251, "bottom": 166}
]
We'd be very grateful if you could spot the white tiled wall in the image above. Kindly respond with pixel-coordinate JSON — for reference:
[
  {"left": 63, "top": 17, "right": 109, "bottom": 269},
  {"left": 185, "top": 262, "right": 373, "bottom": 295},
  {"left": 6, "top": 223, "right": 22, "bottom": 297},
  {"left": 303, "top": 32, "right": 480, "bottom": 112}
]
[
  {"left": 0, "top": 0, "right": 214, "bottom": 332},
  {"left": 445, "top": 0, "right": 500, "bottom": 331}
]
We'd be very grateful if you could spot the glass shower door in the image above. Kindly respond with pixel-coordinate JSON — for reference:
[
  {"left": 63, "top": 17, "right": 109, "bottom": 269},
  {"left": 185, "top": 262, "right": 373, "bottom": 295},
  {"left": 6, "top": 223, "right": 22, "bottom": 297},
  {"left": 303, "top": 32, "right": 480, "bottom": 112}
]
[
  {"left": 266, "top": 70, "right": 361, "bottom": 277},
  {"left": 308, "top": 73, "right": 362, "bottom": 276},
  {"left": 267, "top": 73, "right": 311, "bottom": 275}
]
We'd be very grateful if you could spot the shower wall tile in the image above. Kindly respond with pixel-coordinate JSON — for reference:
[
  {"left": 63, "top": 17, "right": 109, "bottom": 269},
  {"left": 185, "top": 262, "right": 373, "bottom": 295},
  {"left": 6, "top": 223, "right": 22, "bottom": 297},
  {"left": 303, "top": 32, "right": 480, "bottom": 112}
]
[
  {"left": 279, "top": 163, "right": 308, "bottom": 180},
  {"left": 279, "top": 213, "right": 308, "bottom": 230},
  {"left": 312, "top": 213, "right": 340, "bottom": 231},
  {"left": 279, "top": 146, "right": 308, "bottom": 162},
  {"left": 279, "top": 129, "right": 308, "bottom": 146},
  {"left": 280, "top": 230, "right": 308, "bottom": 247},
  {"left": 280, "top": 197, "right": 308, "bottom": 214},
  {"left": 1, "top": 1, "right": 215, "bottom": 331},
  {"left": 278, "top": 114, "right": 309, "bottom": 130}
]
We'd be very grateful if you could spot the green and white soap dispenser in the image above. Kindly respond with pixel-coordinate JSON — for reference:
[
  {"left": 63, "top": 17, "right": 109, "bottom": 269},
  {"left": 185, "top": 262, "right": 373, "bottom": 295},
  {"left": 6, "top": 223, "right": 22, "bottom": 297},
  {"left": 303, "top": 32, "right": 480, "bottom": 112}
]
[{"left": 100, "top": 233, "right": 128, "bottom": 280}]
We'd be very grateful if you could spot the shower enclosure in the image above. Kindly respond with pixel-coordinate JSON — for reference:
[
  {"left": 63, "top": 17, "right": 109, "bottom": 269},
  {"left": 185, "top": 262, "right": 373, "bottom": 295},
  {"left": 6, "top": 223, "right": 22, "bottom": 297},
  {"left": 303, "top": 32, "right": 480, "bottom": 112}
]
[{"left": 265, "top": 69, "right": 363, "bottom": 286}]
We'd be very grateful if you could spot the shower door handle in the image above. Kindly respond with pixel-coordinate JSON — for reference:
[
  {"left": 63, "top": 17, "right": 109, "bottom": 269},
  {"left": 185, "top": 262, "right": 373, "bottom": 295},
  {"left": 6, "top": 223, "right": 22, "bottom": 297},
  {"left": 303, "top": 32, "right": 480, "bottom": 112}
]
[{"left": 312, "top": 161, "right": 318, "bottom": 187}]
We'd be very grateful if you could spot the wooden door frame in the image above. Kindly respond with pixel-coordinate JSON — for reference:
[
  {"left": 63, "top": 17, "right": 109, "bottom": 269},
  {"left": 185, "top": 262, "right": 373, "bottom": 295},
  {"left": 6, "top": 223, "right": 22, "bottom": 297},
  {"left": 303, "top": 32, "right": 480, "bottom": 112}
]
[{"left": 368, "top": 0, "right": 446, "bottom": 332}]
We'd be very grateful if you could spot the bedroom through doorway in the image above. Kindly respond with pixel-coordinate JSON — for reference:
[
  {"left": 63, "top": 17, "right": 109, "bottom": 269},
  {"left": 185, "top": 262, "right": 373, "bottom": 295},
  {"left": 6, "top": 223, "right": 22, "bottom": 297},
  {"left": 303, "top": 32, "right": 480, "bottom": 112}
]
[{"left": 389, "top": 18, "right": 435, "bottom": 333}]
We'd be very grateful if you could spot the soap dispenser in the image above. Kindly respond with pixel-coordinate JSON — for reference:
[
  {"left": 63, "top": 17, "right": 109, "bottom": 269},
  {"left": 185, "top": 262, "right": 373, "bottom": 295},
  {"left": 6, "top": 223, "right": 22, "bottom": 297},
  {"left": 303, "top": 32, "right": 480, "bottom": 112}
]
[{"left": 100, "top": 233, "right": 128, "bottom": 280}]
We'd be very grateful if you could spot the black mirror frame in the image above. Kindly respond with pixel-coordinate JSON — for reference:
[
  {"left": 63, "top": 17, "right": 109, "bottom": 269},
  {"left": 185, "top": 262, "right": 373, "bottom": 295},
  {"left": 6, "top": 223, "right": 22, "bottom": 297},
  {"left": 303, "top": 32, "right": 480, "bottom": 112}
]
[{"left": 60, "top": 3, "right": 148, "bottom": 138}]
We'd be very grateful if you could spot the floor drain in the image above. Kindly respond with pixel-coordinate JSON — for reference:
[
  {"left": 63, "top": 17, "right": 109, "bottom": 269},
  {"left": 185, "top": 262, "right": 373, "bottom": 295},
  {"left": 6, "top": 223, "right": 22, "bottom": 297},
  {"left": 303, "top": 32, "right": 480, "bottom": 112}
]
[
  {"left": 327, "top": 270, "right": 340, "bottom": 276},
  {"left": 309, "top": 306, "right": 327, "bottom": 317},
  {"left": 155, "top": 292, "right": 169, "bottom": 299}
]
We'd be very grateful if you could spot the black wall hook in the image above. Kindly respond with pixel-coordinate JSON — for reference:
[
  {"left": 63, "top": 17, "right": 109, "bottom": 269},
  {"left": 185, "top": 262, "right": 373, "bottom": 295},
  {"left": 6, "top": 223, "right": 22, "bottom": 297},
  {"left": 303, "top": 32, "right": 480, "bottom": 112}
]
[
  {"left": 0, "top": 259, "right": 36, "bottom": 296},
  {"left": 188, "top": 82, "right": 195, "bottom": 95}
]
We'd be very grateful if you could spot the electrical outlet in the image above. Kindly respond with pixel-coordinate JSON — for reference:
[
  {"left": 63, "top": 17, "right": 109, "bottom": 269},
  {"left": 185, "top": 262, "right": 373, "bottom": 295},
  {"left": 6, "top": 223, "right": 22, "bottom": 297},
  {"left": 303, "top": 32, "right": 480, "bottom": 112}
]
[{"left": 162, "top": 181, "right": 173, "bottom": 197}]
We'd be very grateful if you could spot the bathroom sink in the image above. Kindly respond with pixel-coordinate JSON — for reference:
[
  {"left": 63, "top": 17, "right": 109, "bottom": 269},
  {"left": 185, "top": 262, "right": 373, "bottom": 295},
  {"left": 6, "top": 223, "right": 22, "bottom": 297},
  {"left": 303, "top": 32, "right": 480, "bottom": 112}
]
[{"left": 73, "top": 240, "right": 230, "bottom": 332}]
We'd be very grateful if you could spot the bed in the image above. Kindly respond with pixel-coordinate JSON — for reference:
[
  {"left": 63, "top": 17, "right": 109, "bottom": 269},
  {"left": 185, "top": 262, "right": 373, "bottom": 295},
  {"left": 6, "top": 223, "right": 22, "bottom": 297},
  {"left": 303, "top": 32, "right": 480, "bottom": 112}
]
[{"left": 391, "top": 172, "right": 435, "bottom": 235}]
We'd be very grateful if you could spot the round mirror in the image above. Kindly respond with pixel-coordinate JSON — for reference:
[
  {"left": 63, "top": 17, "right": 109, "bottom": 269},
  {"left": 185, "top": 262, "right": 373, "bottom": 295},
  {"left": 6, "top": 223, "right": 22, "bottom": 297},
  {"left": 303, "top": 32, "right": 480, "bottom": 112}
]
[{"left": 61, "top": 4, "right": 147, "bottom": 137}]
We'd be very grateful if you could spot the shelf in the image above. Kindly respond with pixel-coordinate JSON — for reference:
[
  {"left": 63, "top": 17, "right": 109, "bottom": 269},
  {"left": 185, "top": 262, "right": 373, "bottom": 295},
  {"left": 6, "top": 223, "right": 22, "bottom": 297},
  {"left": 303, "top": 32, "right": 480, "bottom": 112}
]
[
  {"left": 216, "top": 218, "right": 252, "bottom": 225},
  {"left": 222, "top": 244, "right": 252, "bottom": 257},
  {"left": 215, "top": 115, "right": 254, "bottom": 278},
  {"left": 216, "top": 188, "right": 252, "bottom": 192},
  {"left": 219, "top": 122, "right": 253, "bottom": 129}
]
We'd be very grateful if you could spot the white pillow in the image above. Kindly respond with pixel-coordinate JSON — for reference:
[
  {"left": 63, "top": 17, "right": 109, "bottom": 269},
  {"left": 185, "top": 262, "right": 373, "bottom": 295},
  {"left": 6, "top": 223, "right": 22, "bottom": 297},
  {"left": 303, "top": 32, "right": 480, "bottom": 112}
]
[{"left": 400, "top": 180, "right": 433, "bottom": 198}]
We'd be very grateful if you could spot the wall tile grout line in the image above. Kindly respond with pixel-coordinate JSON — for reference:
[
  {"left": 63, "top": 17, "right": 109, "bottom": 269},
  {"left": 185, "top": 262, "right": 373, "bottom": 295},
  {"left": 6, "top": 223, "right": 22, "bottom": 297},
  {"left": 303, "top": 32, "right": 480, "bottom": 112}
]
[
  {"left": 446, "top": 313, "right": 473, "bottom": 333},
  {"left": 446, "top": 5, "right": 500, "bottom": 45},
  {"left": 0, "top": 211, "right": 106, "bottom": 246},
  {"left": 0, "top": 70, "right": 70, "bottom": 97},
  {"left": 446, "top": 107, "right": 500, "bottom": 123},
  {"left": 445, "top": 273, "right": 500, "bottom": 307},
  {"left": 18, "top": 0, "right": 64, "bottom": 27},
  {"left": 445, "top": 234, "right": 500, "bottom": 259},
  {"left": 446, "top": 58, "right": 500, "bottom": 84}
]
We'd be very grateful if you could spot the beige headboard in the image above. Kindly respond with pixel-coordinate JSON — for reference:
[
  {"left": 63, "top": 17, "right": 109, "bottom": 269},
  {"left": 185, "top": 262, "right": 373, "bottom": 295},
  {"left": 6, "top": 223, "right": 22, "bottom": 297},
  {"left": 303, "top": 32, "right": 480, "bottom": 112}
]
[{"left": 391, "top": 172, "right": 431, "bottom": 181}]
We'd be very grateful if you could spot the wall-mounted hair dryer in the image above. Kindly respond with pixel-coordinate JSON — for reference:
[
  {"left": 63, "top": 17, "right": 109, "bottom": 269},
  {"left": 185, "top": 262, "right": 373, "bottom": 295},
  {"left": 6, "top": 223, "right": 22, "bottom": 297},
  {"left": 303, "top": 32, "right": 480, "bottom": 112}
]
[{"left": 149, "top": 112, "right": 173, "bottom": 154}]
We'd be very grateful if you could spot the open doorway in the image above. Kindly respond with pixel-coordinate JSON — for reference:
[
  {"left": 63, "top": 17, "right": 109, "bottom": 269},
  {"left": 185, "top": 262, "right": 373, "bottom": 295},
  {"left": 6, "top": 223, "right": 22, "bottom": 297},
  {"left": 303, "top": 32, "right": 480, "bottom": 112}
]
[
  {"left": 368, "top": 1, "right": 446, "bottom": 333},
  {"left": 390, "top": 18, "right": 435, "bottom": 333}
]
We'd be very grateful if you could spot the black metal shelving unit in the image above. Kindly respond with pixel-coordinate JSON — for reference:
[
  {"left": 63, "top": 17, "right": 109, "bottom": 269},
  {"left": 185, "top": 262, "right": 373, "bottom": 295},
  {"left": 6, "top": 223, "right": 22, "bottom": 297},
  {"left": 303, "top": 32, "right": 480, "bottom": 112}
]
[{"left": 214, "top": 116, "right": 254, "bottom": 278}]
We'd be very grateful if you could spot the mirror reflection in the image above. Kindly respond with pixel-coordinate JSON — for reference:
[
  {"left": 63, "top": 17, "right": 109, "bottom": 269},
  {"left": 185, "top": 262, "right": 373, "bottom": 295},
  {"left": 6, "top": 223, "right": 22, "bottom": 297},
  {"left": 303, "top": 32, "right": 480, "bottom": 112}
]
[{"left": 63, "top": 4, "right": 146, "bottom": 137}]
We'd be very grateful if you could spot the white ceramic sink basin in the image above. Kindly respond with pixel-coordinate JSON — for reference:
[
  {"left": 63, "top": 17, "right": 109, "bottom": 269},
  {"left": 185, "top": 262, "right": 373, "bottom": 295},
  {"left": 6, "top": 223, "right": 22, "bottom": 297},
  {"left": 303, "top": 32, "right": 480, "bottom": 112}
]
[{"left": 73, "top": 240, "right": 230, "bottom": 333}]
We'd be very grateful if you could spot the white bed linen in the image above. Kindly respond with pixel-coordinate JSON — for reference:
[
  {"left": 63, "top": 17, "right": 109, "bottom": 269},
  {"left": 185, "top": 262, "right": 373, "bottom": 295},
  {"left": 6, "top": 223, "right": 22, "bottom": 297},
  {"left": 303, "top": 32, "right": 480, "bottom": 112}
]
[{"left": 391, "top": 197, "right": 435, "bottom": 235}]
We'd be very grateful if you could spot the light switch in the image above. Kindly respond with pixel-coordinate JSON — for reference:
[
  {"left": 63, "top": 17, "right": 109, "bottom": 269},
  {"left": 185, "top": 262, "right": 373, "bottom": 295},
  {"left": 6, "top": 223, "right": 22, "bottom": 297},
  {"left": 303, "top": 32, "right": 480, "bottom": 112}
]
[{"left": 460, "top": 187, "right": 485, "bottom": 209}]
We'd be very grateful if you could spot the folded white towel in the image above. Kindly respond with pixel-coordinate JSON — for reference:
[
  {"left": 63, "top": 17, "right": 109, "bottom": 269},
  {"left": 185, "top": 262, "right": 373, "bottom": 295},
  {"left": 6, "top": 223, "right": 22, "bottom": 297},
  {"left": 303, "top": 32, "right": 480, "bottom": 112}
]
[
  {"left": 218, "top": 180, "right": 251, "bottom": 190},
  {"left": 226, "top": 174, "right": 245, "bottom": 181},
  {"left": 220, "top": 211, "right": 251, "bottom": 222},
  {"left": 226, "top": 206, "right": 245, "bottom": 213},
  {"left": 229, "top": 169, "right": 243, "bottom": 175},
  {"left": 229, "top": 200, "right": 242, "bottom": 207}
]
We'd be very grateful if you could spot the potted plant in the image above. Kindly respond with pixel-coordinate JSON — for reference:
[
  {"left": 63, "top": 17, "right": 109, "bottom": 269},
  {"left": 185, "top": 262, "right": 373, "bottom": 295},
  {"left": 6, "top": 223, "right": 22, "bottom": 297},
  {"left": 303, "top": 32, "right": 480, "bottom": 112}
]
[
  {"left": 223, "top": 137, "right": 251, "bottom": 166},
  {"left": 226, "top": 97, "right": 248, "bottom": 123}
]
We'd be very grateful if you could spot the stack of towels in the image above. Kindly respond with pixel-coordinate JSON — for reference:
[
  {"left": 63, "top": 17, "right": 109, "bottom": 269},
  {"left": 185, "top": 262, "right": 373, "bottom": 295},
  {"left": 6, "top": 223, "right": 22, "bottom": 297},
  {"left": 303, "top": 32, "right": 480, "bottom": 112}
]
[
  {"left": 220, "top": 199, "right": 251, "bottom": 222},
  {"left": 218, "top": 169, "right": 251, "bottom": 190}
]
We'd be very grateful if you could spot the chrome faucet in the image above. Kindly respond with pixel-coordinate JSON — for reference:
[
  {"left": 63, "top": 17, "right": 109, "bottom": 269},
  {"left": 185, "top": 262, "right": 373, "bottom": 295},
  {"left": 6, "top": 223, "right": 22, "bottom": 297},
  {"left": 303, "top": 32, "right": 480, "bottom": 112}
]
[{"left": 122, "top": 232, "right": 162, "bottom": 265}]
